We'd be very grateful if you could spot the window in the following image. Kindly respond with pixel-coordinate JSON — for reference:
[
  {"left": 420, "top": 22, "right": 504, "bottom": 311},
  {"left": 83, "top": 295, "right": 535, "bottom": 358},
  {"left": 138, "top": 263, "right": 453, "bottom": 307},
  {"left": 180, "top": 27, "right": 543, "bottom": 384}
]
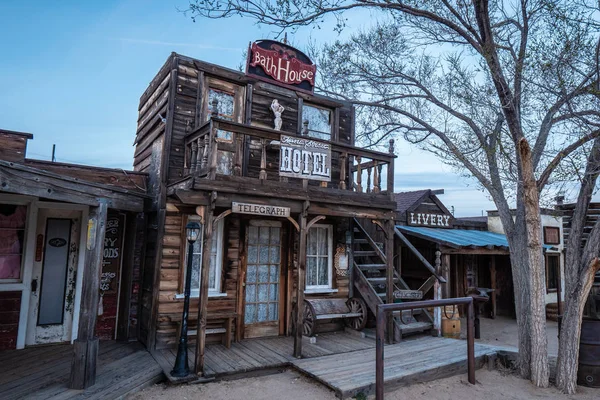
[
  {"left": 207, "top": 88, "right": 234, "bottom": 141},
  {"left": 544, "top": 226, "right": 560, "bottom": 245},
  {"left": 306, "top": 224, "right": 333, "bottom": 289},
  {"left": 184, "top": 217, "right": 225, "bottom": 296},
  {"left": 0, "top": 205, "right": 27, "bottom": 281},
  {"left": 302, "top": 104, "right": 332, "bottom": 141},
  {"left": 546, "top": 254, "right": 560, "bottom": 292}
]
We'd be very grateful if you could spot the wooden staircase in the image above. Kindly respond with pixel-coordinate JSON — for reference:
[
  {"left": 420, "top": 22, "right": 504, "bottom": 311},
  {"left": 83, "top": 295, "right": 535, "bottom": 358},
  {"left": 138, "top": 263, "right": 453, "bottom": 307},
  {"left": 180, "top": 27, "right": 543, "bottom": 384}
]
[{"left": 351, "top": 219, "right": 435, "bottom": 337}]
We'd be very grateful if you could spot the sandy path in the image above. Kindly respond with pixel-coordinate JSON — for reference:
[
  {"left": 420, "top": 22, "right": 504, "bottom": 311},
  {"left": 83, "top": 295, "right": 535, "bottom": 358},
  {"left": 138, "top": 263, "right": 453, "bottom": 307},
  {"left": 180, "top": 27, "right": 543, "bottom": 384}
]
[{"left": 131, "top": 368, "right": 597, "bottom": 400}]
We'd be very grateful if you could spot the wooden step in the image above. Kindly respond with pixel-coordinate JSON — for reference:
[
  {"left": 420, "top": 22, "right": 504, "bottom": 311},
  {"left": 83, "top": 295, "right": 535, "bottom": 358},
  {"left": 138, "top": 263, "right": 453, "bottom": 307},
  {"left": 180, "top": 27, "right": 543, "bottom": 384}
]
[
  {"left": 353, "top": 250, "right": 378, "bottom": 257},
  {"left": 367, "top": 277, "right": 398, "bottom": 284},
  {"left": 358, "top": 264, "right": 386, "bottom": 270},
  {"left": 396, "top": 321, "right": 433, "bottom": 335},
  {"left": 354, "top": 239, "right": 368, "bottom": 244}
]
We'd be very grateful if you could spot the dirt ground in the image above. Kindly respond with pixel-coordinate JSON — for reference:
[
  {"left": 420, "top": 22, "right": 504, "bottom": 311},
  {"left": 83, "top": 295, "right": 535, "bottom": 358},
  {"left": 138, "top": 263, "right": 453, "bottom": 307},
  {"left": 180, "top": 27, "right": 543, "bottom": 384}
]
[
  {"left": 460, "top": 315, "right": 560, "bottom": 355},
  {"left": 132, "top": 318, "right": 588, "bottom": 400},
  {"left": 131, "top": 368, "right": 598, "bottom": 400}
]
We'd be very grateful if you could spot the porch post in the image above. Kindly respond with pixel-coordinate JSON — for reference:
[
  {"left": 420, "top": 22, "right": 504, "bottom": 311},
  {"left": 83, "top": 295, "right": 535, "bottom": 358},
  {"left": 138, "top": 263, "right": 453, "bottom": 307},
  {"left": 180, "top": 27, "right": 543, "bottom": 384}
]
[
  {"left": 441, "top": 253, "right": 451, "bottom": 299},
  {"left": 490, "top": 256, "right": 497, "bottom": 319},
  {"left": 69, "top": 200, "right": 108, "bottom": 389},
  {"left": 385, "top": 219, "right": 394, "bottom": 343},
  {"left": 194, "top": 192, "right": 216, "bottom": 375},
  {"left": 294, "top": 202, "right": 308, "bottom": 358},
  {"left": 432, "top": 250, "right": 442, "bottom": 337}
]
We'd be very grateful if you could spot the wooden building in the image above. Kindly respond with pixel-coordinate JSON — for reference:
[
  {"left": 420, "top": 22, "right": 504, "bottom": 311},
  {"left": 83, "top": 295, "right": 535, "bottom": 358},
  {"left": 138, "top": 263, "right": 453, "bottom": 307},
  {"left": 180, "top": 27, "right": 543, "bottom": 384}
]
[
  {"left": 133, "top": 41, "right": 406, "bottom": 376},
  {"left": 0, "top": 128, "right": 149, "bottom": 388},
  {"left": 391, "top": 189, "right": 563, "bottom": 322}
]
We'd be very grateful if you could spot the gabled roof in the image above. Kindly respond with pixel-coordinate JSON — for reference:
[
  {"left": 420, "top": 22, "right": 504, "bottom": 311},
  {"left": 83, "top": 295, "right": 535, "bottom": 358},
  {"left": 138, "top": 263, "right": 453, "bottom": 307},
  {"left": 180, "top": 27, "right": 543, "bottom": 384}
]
[{"left": 394, "top": 190, "right": 430, "bottom": 214}]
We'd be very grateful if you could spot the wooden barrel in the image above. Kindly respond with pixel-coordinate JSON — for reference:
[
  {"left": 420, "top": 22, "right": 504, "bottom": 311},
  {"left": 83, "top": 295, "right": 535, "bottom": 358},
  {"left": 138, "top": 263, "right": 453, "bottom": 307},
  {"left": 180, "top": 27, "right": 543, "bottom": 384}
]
[
  {"left": 578, "top": 318, "right": 600, "bottom": 387},
  {"left": 441, "top": 305, "right": 461, "bottom": 339}
]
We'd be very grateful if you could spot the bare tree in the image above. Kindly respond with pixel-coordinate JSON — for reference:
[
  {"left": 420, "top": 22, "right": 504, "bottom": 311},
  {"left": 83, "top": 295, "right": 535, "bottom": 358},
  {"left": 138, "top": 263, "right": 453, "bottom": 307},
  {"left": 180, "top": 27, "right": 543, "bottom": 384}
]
[{"left": 187, "top": 0, "right": 600, "bottom": 392}]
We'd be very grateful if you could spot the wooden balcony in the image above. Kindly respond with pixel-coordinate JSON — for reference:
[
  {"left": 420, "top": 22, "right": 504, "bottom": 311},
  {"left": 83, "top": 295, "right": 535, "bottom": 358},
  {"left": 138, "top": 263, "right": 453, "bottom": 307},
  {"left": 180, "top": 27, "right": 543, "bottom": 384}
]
[{"left": 180, "top": 118, "right": 397, "bottom": 213}]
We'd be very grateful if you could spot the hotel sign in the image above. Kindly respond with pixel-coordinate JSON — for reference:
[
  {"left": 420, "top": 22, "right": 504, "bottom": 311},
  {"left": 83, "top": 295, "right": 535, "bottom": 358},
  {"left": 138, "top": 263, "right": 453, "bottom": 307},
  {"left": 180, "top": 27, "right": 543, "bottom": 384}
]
[
  {"left": 279, "top": 135, "right": 331, "bottom": 182},
  {"left": 246, "top": 40, "right": 316, "bottom": 93},
  {"left": 232, "top": 202, "right": 290, "bottom": 217}
]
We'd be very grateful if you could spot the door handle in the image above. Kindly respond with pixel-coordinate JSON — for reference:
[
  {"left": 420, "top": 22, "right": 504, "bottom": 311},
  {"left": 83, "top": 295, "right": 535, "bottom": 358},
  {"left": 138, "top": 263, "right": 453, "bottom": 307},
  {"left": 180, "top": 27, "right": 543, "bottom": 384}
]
[{"left": 31, "top": 279, "right": 38, "bottom": 292}]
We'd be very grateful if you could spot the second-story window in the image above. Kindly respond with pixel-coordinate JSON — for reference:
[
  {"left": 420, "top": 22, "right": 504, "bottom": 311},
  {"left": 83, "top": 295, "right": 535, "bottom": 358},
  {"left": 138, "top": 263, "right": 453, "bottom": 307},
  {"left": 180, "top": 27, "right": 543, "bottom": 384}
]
[
  {"left": 302, "top": 104, "right": 332, "bottom": 141},
  {"left": 207, "top": 88, "right": 235, "bottom": 141}
]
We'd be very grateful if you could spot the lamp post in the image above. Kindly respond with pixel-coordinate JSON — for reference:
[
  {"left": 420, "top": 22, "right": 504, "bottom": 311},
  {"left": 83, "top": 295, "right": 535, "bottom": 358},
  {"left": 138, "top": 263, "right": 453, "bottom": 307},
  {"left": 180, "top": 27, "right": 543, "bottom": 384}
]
[{"left": 171, "top": 221, "right": 201, "bottom": 377}]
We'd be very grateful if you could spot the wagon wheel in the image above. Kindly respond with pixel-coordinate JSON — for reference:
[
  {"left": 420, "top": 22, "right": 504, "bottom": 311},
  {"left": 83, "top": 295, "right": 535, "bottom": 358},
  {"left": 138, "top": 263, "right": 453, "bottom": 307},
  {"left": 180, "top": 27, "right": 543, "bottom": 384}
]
[
  {"left": 345, "top": 297, "right": 368, "bottom": 331},
  {"left": 302, "top": 302, "right": 316, "bottom": 337},
  {"left": 291, "top": 301, "right": 316, "bottom": 337}
]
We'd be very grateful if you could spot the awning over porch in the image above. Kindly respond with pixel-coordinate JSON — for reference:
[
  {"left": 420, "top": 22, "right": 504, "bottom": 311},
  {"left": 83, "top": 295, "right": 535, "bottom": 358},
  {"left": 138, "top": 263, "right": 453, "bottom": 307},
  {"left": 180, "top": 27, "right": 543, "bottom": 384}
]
[{"left": 397, "top": 225, "right": 511, "bottom": 249}]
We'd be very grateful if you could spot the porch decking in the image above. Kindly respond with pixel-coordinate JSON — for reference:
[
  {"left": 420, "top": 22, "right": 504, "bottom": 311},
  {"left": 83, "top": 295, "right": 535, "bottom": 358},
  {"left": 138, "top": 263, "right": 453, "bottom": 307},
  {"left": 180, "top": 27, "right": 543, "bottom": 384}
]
[
  {"left": 155, "top": 330, "right": 376, "bottom": 381},
  {"left": 293, "top": 336, "right": 501, "bottom": 398},
  {"left": 156, "top": 331, "right": 505, "bottom": 399},
  {"left": 0, "top": 340, "right": 163, "bottom": 400}
]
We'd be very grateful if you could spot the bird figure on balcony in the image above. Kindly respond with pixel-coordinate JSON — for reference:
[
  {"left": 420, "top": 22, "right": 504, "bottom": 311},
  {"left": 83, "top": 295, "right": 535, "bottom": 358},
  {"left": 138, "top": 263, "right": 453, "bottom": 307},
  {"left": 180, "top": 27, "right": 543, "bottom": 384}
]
[{"left": 271, "top": 99, "right": 285, "bottom": 131}]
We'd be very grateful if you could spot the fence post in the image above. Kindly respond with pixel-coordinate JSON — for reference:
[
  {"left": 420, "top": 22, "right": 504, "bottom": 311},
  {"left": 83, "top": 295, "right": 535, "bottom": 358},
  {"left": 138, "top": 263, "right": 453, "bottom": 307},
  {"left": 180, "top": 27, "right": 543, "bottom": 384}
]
[{"left": 376, "top": 305, "right": 386, "bottom": 400}]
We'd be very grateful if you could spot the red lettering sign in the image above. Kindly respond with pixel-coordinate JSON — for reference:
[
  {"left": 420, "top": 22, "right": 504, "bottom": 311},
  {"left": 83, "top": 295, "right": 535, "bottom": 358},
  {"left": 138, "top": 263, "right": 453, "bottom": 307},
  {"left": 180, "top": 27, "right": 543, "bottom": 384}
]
[{"left": 247, "top": 40, "right": 316, "bottom": 93}]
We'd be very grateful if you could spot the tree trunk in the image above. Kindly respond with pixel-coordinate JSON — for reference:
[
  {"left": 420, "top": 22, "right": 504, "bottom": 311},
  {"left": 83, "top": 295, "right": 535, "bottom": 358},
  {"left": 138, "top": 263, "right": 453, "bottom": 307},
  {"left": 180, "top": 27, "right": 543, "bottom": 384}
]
[
  {"left": 518, "top": 138, "right": 549, "bottom": 387},
  {"left": 556, "top": 258, "right": 600, "bottom": 393}
]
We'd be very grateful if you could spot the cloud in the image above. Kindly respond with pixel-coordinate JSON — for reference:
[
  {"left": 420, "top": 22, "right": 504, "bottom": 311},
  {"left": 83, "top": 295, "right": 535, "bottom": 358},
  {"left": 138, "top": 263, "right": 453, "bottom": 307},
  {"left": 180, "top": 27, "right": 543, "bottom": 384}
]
[{"left": 115, "top": 37, "right": 242, "bottom": 52}]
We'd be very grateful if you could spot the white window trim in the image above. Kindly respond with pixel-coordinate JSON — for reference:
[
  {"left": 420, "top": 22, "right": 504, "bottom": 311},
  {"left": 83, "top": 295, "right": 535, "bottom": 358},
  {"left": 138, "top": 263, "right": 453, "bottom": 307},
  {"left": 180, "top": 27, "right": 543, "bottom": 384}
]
[
  {"left": 306, "top": 224, "right": 333, "bottom": 290},
  {"left": 176, "top": 217, "right": 226, "bottom": 299}
]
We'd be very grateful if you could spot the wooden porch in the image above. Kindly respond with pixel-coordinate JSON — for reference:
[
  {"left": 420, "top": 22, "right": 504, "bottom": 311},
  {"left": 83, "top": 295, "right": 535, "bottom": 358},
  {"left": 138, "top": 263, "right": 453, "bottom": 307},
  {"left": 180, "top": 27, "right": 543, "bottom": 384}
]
[
  {"left": 155, "top": 331, "right": 505, "bottom": 399},
  {"left": 0, "top": 341, "right": 163, "bottom": 400},
  {"left": 155, "top": 330, "right": 376, "bottom": 381}
]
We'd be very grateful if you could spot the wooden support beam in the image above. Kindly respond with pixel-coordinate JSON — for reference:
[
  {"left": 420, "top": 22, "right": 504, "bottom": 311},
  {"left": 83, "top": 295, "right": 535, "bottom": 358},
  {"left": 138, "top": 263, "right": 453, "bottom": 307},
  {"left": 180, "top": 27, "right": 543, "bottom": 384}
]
[
  {"left": 441, "top": 254, "right": 451, "bottom": 299},
  {"left": 70, "top": 200, "right": 108, "bottom": 389},
  {"left": 490, "top": 257, "right": 497, "bottom": 319},
  {"left": 116, "top": 212, "right": 141, "bottom": 341},
  {"left": 294, "top": 201, "right": 309, "bottom": 358},
  {"left": 385, "top": 220, "right": 394, "bottom": 343},
  {"left": 195, "top": 191, "right": 216, "bottom": 375},
  {"left": 432, "top": 250, "right": 442, "bottom": 337}
]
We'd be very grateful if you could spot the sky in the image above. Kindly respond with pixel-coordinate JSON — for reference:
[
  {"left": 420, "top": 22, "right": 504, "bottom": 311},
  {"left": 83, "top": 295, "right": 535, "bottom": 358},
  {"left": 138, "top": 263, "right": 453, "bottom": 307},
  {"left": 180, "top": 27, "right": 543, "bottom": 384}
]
[{"left": 0, "top": 0, "right": 495, "bottom": 217}]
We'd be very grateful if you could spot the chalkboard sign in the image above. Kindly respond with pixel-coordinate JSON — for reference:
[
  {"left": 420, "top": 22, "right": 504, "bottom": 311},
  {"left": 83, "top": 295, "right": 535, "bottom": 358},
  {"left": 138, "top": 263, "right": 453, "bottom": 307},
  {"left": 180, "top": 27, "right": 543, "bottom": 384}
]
[{"left": 101, "top": 212, "right": 125, "bottom": 294}]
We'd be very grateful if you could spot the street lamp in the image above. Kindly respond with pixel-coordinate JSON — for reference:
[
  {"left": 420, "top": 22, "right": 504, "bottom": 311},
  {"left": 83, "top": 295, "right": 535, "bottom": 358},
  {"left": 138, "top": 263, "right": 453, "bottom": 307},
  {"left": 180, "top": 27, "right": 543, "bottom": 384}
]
[{"left": 171, "top": 221, "right": 201, "bottom": 377}]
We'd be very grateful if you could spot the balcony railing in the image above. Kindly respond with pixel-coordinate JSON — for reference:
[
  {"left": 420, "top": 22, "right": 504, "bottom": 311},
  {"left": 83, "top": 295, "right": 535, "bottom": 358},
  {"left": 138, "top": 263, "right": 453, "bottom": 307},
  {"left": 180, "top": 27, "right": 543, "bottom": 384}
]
[{"left": 184, "top": 118, "right": 396, "bottom": 197}]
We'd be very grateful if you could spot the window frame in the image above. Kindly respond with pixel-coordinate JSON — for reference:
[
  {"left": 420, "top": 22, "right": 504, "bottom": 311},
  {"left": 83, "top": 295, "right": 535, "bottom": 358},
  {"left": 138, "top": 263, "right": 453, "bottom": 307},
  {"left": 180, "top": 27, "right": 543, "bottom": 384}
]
[
  {"left": 0, "top": 202, "right": 29, "bottom": 283},
  {"left": 545, "top": 253, "right": 561, "bottom": 293},
  {"left": 305, "top": 224, "right": 333, "bottom": 290},
  {"left": 178, "top": 216, "right": 226, "bottom": 298},
  {"left": 543, "top": 226, "right": 560, "bottom": 245},
  {"left": 301, "top": 103, "right": 333, "bottom": 141}
]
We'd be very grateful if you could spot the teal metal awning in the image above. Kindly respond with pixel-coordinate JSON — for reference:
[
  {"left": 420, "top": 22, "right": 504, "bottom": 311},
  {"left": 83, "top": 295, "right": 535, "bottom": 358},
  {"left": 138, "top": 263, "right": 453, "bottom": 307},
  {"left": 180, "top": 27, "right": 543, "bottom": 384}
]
[{"left": 396, "top": 225, "right": 511, "bottom": 249}]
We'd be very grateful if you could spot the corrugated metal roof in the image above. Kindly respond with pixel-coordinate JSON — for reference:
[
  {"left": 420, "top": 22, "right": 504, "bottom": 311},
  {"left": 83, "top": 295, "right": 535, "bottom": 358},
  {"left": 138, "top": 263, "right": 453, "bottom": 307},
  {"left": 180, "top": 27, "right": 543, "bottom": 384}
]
[{"left": 397, "top": 226, "right": 510, "bottom": 249}]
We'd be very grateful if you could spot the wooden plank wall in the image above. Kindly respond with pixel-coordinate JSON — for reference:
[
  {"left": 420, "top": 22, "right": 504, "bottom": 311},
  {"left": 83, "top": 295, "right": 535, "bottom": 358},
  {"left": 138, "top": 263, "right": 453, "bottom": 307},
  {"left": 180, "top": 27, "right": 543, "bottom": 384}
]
[
  {"left": 24, "top": 160, "right": 147, "bottom": 193},
  {"left": 0, "top": 131, "right": 29, "bottom": 163},
  {"left": 154, "top": 202, "right": 241, "bottom": 349},
  {"left": 0, "top": 291, "right": 21, "bottom": 350},
  {"left": 165, "top": 55, "right": 356, "bottom": 184}
]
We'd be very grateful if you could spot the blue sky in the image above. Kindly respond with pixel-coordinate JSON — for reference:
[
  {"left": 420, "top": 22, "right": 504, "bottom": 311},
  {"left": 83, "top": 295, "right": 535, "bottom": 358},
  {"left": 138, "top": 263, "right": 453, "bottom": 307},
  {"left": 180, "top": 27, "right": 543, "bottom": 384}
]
[{"left": 0, "top": 0, "right": 494, "bottom": 216}]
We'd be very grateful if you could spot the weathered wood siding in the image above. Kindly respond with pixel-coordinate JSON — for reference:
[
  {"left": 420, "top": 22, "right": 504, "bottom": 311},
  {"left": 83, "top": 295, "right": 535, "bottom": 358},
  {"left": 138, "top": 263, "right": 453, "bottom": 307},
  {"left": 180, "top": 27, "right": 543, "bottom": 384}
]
[
  {"left": 154, "top": 202, "right": 241, "bottom": 349},
  {"left": 0, "top": 130, "right": 31, "bottom": 163},
  {"left": 0, "top": 291, "right": 21, "bottom": 350}
]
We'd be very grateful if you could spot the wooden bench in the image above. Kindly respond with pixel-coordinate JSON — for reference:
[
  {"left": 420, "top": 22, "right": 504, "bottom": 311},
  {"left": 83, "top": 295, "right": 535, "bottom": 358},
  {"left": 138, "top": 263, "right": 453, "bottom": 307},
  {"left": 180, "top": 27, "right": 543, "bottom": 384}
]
[
  {"left": 168, "top": 312, "right": 238, "bottom": 348},
  {"left": 301, "top": 298, "right": 368, "bottom": 337}
]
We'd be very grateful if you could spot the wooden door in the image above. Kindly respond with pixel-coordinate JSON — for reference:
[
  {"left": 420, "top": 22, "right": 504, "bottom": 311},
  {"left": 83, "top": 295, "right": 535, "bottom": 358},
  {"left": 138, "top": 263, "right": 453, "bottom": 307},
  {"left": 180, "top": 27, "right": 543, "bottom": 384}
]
[
  {"left": 26, "top": 209, "right": 81, "bottom": 345},
  {"left": 243, "top": 220, "right": 283, "bottom": 338}
]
